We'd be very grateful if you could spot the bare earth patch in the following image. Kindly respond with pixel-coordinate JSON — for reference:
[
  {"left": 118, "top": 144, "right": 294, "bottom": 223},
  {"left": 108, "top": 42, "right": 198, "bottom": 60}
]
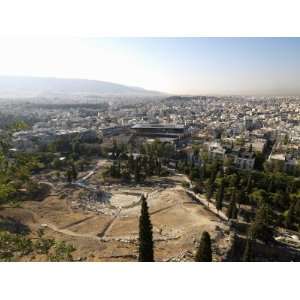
[{"left": 0, "top": 174, "right": 230, "bottom": 261}]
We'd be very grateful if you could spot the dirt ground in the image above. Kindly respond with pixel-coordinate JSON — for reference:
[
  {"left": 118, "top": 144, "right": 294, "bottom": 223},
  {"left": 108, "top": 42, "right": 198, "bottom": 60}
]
[{"left": 0, "top": 169, "right": 230, "bottom": 262}]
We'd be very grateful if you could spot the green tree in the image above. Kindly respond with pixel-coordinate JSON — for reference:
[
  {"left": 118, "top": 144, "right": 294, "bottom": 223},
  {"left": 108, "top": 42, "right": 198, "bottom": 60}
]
[
  {"left": 128, "top": 154, "right": 134, "bottom": 172},
  {"left": 49, "top": 241, "right": 75, "bottom": 262},
  {"left": 235, "top": 189, "right": 245, "bottom": 209},
  {"left": 216, "top": 179, "right": 225, "bottom": 212},
  {"left": 138, "top": 195, "right": 154, "bottom": 262},
  {"left": 242, "top": 236, "right": 254, "bottom": 262},
  {"left": 156, "top": 159, "right": 162, "bottom": 176},
  {"left": 66, "top": 169, "right": 72, "bottom": 184},
  {"left": 134, "top": 158, "right": 142, "bottom": 183},
  {"left": 205, "top": 180, "right": 214, "bottom": 207},
  {"left": 294, "top": 198, "right": 300, "bottom": 224},
  {"left": 246, "top": 173, "right": 252, "bottom": 194},
  {"left": 250, "top": 203, "right": 274, "bottom": 243},
  {"left": 71, "top": 164, "right": 78, "bottom": 181},
  {"left": 285, "top": 202, "right": 295, "bottom": 229},
  {"left": 249, "top": 189, "right": 269, "bottom": 207},
  {"left": 227, "top": 189, "right": 238, "bottom": 219},
  {"left": 0, "top": 129, "right": 40, "bottom": 205},
  {"left": 195, "top": 231, "right": 212, "bottom": 262}
]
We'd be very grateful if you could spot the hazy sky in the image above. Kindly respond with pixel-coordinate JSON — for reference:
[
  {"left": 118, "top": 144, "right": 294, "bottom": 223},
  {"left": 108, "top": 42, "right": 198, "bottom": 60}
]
[{"left": 1, "top": 37, "right": 300, "bottom": 95}]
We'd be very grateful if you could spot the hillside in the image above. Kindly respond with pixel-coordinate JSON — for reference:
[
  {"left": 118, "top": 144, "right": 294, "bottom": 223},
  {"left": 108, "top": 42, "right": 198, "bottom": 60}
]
[{"left": 0, "top": 76, "right": 165, "bottom": 98}]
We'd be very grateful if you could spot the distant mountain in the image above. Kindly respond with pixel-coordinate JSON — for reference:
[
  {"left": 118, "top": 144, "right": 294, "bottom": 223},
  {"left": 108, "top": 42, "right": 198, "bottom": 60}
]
[{"left": 0, "top": 76, "right": 165, "bottom": 98}]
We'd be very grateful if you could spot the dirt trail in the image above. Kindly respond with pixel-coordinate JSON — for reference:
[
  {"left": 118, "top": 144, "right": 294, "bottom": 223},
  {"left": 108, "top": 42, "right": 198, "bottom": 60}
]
[
  {"left": 60, "top": 215, "right": 96, "bottom": 230},
  {"left": 4, "top": 167, "right": 231, "bottom": 261},
  {"left": 12, "top": 206, "right": 103, "bottom": 241},
  {"left": 150, "top": 204, "right": 176, "bottom": 216},
  {"left": 45, "top": 221, "right": 136, "bottom": 242},
  {"left": 97, "top": 210, "right": 121, "bottom": 238},
  {"left": 45, "top": 222, "right": 101, "bottom": 240}
]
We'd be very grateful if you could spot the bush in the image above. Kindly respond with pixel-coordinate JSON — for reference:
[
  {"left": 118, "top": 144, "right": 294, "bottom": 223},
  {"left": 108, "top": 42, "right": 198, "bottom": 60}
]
[{"left": 182, "top": 181, "right": 190, "bottom": 188}]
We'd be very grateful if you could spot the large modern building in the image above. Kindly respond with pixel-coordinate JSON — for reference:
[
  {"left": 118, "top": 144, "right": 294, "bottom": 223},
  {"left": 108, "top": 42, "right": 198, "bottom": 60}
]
[
  {"left": 132, "top": 124, "right": 188, "bottom": 137},
  {"left": 131, "top": 123, "right": 190, "bottom": 146}
]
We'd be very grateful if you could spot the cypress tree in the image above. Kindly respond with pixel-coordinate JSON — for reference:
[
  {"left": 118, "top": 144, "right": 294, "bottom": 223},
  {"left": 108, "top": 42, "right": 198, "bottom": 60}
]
[
  {"left": 236, "top": 189, "right": 243, "bottom": 209},
  {"left": 217, "top": 168, "right": 224, "bottom": 178},
  {"left": 285, "top": 202, "right": 295, "bottom": 229},
  {"left": 134, "top": 159, "right": 141, "bottom": 183},
  {"left": 227, "top": 189, "right": 238, "bottom": 219},
  {"left": 199, "top": 163, "right": 205, "bottom": 180},
  {"left": 227, "top": 201, "right": 233, "bottom": 219},
  {"left": 110, "top": 163, "right": 117, "bottom": 177},
  {"left": 232, "top": 203, "right": 238, "bottom": 219},
  {"left": 205, "top": 180, "right": 214, "bottom": 207},
  {"left": 195, "top": 231, "right": 212, "bottom": 262},
  {"left": 246, "top": 174, "right": 252, "bottom": 194},
  {"left": 157, "top": 159, "right": 162, "bottom": 176},
  {"left": 117, "top": 161, "right": 121, "bottom": 178},
  {"left": 216, "top": 179, "right": 224, "bottom": 212},
  {"left": 66, "top": 169, "right": 72, "bottom": 184},
  {"left": 138, "top": 195, "right": 154, "bottom": 262},
  {"left": 227, "top": 199, "right": 238, "bottom": 220},
  {"left": 128, "top": 154, "right": 134, "bottom": 173},
  {"left": 229, "top": 233, "right": 239, "bottom": 261},
  {"left": 71, "top": 164, "right": 78, "bottom": 180},
  {"left": 242, "top": 236, "right": 254, "bottom": 262},
  {"left": 267, "top": 176, "right": 274, "bottom": 193},
  {"left": 294, "top": 199, "right": 300, "bottom": 223}
]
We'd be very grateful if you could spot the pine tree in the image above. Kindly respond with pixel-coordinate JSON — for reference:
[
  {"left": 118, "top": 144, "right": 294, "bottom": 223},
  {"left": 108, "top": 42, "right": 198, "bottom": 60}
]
[
  {"left": 216, "top": 179, "right": 224, "bottom": 212},
  {"left": 195, "top": 231, "right": 212, "bottom": 262},
  {"left": 138, "top": 195, "right": 154, "bottom": 262}
]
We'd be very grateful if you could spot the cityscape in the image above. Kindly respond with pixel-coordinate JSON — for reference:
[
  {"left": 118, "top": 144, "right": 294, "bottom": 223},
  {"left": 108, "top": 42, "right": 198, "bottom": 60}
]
[{"left": 1, "top": 38, "right": 300, "bottom": 262}]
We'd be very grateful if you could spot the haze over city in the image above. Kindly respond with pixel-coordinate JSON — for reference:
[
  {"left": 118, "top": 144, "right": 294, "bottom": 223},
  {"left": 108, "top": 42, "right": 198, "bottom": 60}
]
[
  {"left": 1, "top": 36, "right": 300, "bottom": 264},
  {"left": 1, "top": 37, "right": 300, "bottom": 96},
  {"left": 2, "top": 1, "right": 300, "bottom": 300}
]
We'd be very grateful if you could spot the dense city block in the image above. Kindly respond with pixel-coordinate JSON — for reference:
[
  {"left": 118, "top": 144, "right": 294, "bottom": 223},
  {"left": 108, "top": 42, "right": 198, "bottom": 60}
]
[{"left": 1, "top": 95, "right": 300, "bottom": 261}]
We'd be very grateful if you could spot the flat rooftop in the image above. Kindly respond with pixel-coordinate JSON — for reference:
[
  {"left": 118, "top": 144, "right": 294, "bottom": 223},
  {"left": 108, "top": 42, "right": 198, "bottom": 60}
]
[{"left": 132, "top": 124, "right": 186, "bottom": 129}]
